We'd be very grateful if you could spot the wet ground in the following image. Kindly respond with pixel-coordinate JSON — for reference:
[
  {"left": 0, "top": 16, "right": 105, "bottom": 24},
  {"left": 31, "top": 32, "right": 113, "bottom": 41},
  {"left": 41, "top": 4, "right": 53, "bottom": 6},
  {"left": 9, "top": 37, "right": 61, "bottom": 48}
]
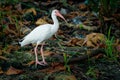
[{"left": 0, "top": 0, "right": 120, "bottom": 80}]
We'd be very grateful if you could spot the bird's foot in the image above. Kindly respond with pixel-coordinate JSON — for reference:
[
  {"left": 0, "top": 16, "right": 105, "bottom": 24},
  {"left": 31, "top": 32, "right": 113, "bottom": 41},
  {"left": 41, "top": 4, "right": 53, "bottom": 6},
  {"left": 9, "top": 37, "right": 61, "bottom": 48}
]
[{"left": 35, "top": 60, "right": 48, "bottom": 66}]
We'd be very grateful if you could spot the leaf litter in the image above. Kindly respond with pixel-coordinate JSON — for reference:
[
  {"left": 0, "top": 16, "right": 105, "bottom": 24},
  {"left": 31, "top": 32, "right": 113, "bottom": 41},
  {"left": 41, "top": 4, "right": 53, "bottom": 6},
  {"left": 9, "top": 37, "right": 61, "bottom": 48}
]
[{"left": 0, "top": 0, "right": 120, "bottom": 80}]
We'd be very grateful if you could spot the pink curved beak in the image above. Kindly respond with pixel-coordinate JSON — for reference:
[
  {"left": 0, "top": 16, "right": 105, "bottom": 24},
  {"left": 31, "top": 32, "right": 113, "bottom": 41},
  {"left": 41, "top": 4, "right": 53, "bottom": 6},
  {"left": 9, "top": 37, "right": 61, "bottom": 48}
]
[{"left": 56, "top": 11, "right": 67, "bottom": 23}]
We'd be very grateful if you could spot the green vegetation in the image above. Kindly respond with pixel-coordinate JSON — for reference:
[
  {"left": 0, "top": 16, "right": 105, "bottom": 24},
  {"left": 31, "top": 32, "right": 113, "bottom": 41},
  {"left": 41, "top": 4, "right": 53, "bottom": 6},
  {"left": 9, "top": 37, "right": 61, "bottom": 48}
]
[
  {"left": 63, "top": 53, "right": 71, "bottom": 73},
  {"left": 0, "top": 0, "right": 21, "bottom": 5},
  {"left": 105, "top": 26, "right": 117, "bottom": 61},
  {"left": 86, "top": 66, "right": 97, "bottom": 80},
  {"left": 85, "top": 0, "right": 119, "bottom": 16},
  {"left": 85, "top": 0, "right": 120, "bottom": 33}
]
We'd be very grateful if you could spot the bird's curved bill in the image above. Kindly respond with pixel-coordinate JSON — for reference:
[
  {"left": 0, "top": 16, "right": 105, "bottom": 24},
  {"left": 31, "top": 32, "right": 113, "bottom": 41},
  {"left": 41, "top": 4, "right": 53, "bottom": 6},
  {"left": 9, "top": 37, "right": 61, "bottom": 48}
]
[{"left": 56, "top": 12, "right": 67, "bottom": 23}]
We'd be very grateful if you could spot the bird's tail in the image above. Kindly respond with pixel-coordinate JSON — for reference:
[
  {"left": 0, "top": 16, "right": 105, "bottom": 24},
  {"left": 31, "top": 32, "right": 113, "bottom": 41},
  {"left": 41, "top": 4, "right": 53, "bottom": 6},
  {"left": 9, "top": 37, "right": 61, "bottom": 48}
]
[
  {"left": 19, "top": 41, "right": 24, "bottom": 47},
  {"left": 19, "top": 39, "right": 30, "bottom": 47}
]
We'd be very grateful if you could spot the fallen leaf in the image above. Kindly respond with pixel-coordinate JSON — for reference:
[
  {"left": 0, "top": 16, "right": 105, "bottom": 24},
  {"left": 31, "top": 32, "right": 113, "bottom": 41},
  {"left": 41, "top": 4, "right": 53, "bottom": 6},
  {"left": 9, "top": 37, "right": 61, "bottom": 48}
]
[
  {"left": 3, "top": 24, "right": 17, "bottom": 36},
  {"left": 66, "top": 38, "right": 84, "bottom": 46},
  {"left": 44, "top": 50, "right": 54, "bottom": 57},
  {"left": 2, "top": 45, "right": 20, "bottom": 54},
  {"left": 103, "top": 16, "right": 113, "bottom": 21},
  {"left": 39, "top": 63, "right": 65, "bottom": 74},
  {"left": 66, "top": 11, "right": 80, "bottom": 19},
  {"left": 83, "top": 33, "right": 106, "bottom": 48},
  {"left": 55, "top": 74, "right": 77, "bottom": 80},
  {"left": 5, "top": 66, "right": 24, "bottom": 75},
  {"left": 15, "top": 3, "right": 22, "bottom": 12},
  {"left": 22, "top": 60, "right": 35, "bottom": 66},
  {"left": 24, "top": 8, "right": 37, "bottom": 15},
  {"left": 4, "top": 5, "right": 13, "bottom": 11},
  {"left": 0, "top": 56, "right": 8, "bottom": 60},
  {"left": 35, "top": 18, "right": 48, "bottom": 25},
  {"left": 20, "top": 26, "right": 31, "bottom": 35},
  {"left": 0, "top": 67, "right": 4, "bottom": 74},
  {"left": 114, "top": 39, "right": 120, "bottom": 52},
  {"left": 94, "top": 53, "right": 103, "bottom": 59},
  {"left": 78, "top": 3, "right": 87, "bottom": 10},
  {"left": 116, "top": 44, "right": 120, "bottom": 52},
  {"left": 0, "top": 49, "right": 2, "bottom": 55},
  {"left": 86, "top": 40, "right": 95, "bottom": 47}
]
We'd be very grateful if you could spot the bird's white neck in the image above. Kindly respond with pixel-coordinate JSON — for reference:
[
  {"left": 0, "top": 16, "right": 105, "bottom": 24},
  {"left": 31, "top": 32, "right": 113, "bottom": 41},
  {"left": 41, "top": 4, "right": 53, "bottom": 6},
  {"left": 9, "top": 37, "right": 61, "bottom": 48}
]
[{"left": 51, "top": 14, "right": 59, "bottom": 33}]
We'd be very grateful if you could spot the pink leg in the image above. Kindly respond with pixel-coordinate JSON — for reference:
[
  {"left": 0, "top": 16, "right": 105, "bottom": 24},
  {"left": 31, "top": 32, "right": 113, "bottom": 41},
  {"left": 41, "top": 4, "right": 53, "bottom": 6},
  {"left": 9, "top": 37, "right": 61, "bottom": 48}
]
[
  {"left": 34, "top": 44, "right": 43, "bottom": 66},
  {"left": 40, "top": 42, "right": 47, "bottom": 64},
  {"left": 34, "top": 42, "right": 47, "bottom": 66}
]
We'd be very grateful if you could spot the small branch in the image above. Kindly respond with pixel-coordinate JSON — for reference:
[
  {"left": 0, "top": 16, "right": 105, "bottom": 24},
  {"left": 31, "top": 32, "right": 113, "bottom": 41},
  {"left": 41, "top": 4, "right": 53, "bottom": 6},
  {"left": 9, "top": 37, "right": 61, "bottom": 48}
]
[
  {"left": 60, "top": 22, "right": 99, "bottom": 31},
  {"left": 52, "top": 48, "right": 104, "bottom": 64}
]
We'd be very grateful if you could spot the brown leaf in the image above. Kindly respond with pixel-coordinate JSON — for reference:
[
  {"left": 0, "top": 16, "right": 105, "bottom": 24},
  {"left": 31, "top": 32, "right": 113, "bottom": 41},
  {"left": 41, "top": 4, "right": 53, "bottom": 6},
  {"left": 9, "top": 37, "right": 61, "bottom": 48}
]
[
  {"left": 2, "top": 45, "right": 20, "bottom": 54},
  {"left": 4, "top": 5, "right": 13, "bottom": 11},
  {"left": 0, "top": 56, "right": 8, "bottom": 60},
  {"left": 44, "top": 50, "right": 54, "bottom": 57},
  {"left": 20, "top": 26, "right": 31, "bottom": 35},
  {"left": 3, "top": 24, "right": 18, "bottom": 36},
  {"left": 78, "top": 3, "right": 87, "bottom": 10},
  {"left": 83, "top": 33, "right": 106, "bottom": 48},
  {"left": 65, "top": 11, "right": 80, "bottom": 19},
  {"left": 94, "top": 53, "right": 103, "bottom": 59},
  {"left": 24, "top": 8, "right": 37, "bottom": 15},
  {"left": 66, "top": 38, "right": 84, "bottom": 46},
  {"left": 0, "top": 67, "right": 4, "bottom": 74},
  {"left": 55, "top": 75, "right": 77, "bottom": 80},
  {"left": 114, "top": 39, "right": 120, "bottom": 52},
  {"left": 35, "top": 18, "right": 48, "bottom": 25},
  {"left": 5, "top": 66, "right": 24, "bottom": 75},
  {"left": 39, "top": 63, "right": 65, "bottom": 74},
  {"left": 116, "top": 44, "right": 120, "bottom": 52},
  {"left": 103, "top": 16, "right": 113, "bottom": 21},
  {"left": 0, "top": 49, "right": 2, "bottom": 55},
  {"left": 15, "top": 3, "right": 22, "bottom": 12},
  {"left": 22, "top": 60, "right": 35, "bottom": 66},
  {"left": 86, "top": 41, "right": 95, "bottom": 47}
]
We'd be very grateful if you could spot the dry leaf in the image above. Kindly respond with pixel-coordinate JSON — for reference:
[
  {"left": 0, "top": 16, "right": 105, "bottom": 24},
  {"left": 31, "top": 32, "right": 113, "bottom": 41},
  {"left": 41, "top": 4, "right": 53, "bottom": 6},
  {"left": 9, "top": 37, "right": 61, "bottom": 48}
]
[
  {"left": 25, "top": 8, "right": 37, "bottom": 15},
  {"left": 0, "top": 49, "right": 2, "bottom": 55},
  {"left": 39, "top": 63, "right": 65, "bottom": 74},
  {"left": 5, "top": 66, "right": 24, "bottom": 75},
  {"left": 78, "top": 3, "right": 87, "bottom": 10},
  {"left": 3, "top": 24, "right": 17, "bottom": 36},
  {"left": 44, "top": 50, "right": 54, "bottom": 57},
  {"left": 66, "top": 11, "right": 80, "bottom": 19},
  {"left": 0, "top": 56, "right": 8, "bottom": 60},
  {"left": 2, "top": 45, "right": 20, "bottom": 54},
  {"left": 116, "top": 44, "right": 120, "bottom": 52},
  {"left": 86, "top": 40, "right": 95, "bottom": 47},
  {"left": 114, "top": 39, "right": 120, "bottom": 52},
  {"left": 0, "top": 67, "right": 4, "bottom": 74},
  {"left": 35, "top": 18, "right": 48, "bottom": 25},
  {"left": 4, "top": 5, "right": 13, "bottom": 10},
  {"left": 94, "top": 53, "right": 103, "bottom": 59},
  {"left": 55, "top": 74, "right": 77, "bottom": 80},
  {"left": 20, "top": 26, "right": 31, "bottom": 35},
  {"left": 83, "top": 33, "right": 106, "bottom": 48},
  {"left": 22, "top": 60, "right": 35, "bottom": 66},
  {"left": 66, "top": 38, "right": 84, "bottom": 46},
  {"left": 103, "top": 16, "right": 113, "bottom": 21}
]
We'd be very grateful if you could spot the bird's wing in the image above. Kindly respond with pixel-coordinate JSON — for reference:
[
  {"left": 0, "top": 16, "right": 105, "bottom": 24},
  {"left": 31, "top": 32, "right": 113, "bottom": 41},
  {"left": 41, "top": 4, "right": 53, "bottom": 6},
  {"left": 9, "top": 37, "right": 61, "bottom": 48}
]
[{"left": 23, "top": 24, "right": 52, "bottom": 43}]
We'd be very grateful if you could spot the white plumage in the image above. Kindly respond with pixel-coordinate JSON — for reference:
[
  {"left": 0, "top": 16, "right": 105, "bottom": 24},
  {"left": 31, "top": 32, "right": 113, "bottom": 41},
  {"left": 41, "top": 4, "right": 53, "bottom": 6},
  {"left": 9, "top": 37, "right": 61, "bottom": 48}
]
[
  {"left": 20, "top": 24, "right": 52, "bottom": 46},
  {"left": 20, "top": 9, "right": 66, "bottom": 66}
]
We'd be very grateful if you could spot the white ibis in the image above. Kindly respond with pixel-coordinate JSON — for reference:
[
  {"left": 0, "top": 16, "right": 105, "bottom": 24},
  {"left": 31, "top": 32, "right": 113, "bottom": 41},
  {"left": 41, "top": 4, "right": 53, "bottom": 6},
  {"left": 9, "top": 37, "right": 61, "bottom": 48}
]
[{"left": 20, "top": 9, "right": 67, "bottom": 66}]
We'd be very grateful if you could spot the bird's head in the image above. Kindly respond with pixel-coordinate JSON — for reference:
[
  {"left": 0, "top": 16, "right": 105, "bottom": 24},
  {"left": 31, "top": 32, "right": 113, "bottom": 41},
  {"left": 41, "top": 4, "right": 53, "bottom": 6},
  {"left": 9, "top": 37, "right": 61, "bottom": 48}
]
[{"left": 52, "top": 9, "right": 67, "bottom": 23}]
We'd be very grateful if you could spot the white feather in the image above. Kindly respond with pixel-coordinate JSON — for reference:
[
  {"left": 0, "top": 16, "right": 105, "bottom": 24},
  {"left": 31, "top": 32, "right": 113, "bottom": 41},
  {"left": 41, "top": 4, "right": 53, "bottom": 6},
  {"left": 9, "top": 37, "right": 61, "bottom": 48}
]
[
  {"left": 20, "top": 9, "right": 65, "bottom": 47},
  {"left": 20, "top": 24, "right": 53, "bottom": 46}
]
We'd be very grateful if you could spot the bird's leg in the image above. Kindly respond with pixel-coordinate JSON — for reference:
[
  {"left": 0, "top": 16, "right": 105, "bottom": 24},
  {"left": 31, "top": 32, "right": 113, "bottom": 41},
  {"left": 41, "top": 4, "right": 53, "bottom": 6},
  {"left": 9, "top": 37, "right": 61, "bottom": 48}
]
[
  {"left": 40, "top": 42, "right": 47, "bottom": 65},
  {"left": 34, "top": 44, "right": 44, "bottom": 66}
]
